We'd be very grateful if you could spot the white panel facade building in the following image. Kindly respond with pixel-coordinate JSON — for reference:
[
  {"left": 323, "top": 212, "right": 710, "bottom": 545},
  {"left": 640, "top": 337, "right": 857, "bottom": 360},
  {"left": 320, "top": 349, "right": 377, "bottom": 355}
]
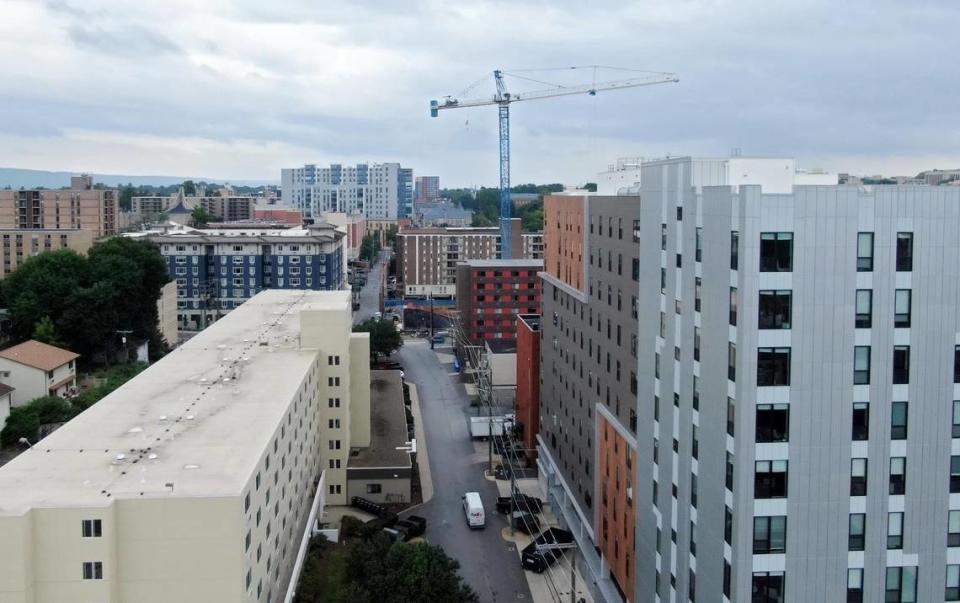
[
  {"left": 280, "top": 163, "right": 413, "bottom": 220},
  {"left": 633, "top": 156, "right": 960, "bottom": 602}
]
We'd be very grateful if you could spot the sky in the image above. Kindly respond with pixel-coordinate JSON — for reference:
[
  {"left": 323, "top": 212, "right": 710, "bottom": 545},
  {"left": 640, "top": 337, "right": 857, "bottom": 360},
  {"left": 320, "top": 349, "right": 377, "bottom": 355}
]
[{"left": 0, "top": 0, "right": 958, "bottom": 187}]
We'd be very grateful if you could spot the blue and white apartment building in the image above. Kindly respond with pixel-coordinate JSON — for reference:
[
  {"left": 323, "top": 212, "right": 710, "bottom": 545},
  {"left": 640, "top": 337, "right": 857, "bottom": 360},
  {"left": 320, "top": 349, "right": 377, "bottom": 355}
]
[{"left": 128, "top": 224, "right": 345, "bottom": 330}]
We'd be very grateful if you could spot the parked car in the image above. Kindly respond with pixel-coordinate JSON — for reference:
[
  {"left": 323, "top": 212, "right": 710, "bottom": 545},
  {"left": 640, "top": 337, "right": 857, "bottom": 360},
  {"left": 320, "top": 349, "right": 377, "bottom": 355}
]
[{"left": 521, "top": 527, "right": 574, "bottom": 573}]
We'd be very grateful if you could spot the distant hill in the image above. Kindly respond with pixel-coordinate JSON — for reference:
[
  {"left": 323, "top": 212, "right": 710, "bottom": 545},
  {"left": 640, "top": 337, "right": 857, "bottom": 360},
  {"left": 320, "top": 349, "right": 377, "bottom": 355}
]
[{"left": 0, "top": 167, "right": 277, "bottom": 189}]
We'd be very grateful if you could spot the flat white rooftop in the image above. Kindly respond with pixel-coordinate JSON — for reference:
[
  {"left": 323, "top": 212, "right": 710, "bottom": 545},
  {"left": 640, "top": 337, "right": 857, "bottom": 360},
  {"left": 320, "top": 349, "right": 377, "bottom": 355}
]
[{"left": 0, "top": 290, "right": 350, "bottom": 516}]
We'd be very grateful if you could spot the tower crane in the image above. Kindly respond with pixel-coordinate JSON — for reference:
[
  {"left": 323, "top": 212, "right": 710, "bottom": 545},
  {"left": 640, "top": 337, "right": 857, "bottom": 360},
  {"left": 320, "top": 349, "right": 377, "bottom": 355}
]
[{"left": 431, "top": 66, "right": 678, "bottom": 258}]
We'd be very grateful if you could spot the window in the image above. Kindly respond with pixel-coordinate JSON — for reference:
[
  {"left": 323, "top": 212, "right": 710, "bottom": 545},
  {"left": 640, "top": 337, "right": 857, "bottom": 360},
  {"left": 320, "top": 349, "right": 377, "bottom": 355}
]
[
  {"left": 951, "top": 511, "right": 960, "bottom": 547},
  {"left": 954, "top": 401, "right": 960, "bottom": 438},
  {"left": 81, "top": 519, "right": 102, "bottom": 538},
  {"left": 366, "top": 484, "right": 382, "bottom": 494},
  {"left": 695, "top": 227, "right": 702, "bottom": 262},
  {"left": 756, "top": 404, "right": 789, "bottom": 442},
  {"left": 896, "top": 232, "right": 913, "bottom": 272},
  {"left": 889, "top": 457, "right": 906, "bottom": 495},
  {"left": 855, "top": 289, "right": 872, "bottom": 328},
  {"left": 892, "top": 346, "right": 910, "bottom": 384},
  {"left": 887, "top": 511, "right": 903, "bottom": 550},
  {"left": 856, "top": 232, "right": 874, "bottom": 271},
  {"left": 632, "top": 258, "right": 639, "bottom": 281},
  {"left": 847, "top": 568, "right": 864, "bottom": 603},
  {"left": 694, "top": 327, "right": 700, "bottom": 361},
  {"left": 854, "top": 346, "right": 871, "bottom": 385},
  {"left": 894, "top": 290, "right": 911, "bottom": 328},
  {"left": 727, "top": 397, "right": 735, "bottom": 436},
  {"left": 82, "top": 561, "right": 103, "bottom": 580},
  {"left": 758, "top": 290, "right": 792, "bottom": 329},
  {"left": 951, "top": 456, "right": 960, "bottom": 493},
  {"left": 956, "top": 346, "right": 960, "bottom": 383},
  {"left": 661, "top": 223, "right": 667, "bottom": 250},
  {"left": 850, "top": 458, "right": 867, "bottom": 496},
  {"left": 728, "top": 342, "right": 736, "bottom": 381},
  {"left": 725, "top": 507, "right": 733, "bottom": 544},
  {"left": 848, "top": 513, "right": 865, "bottom": 551},
  {"left": 726, "top": 452, "right": 734, "bottom": 490},
  {"left": 752, "top": 572, "right": 784, "bottom": 603},
  {"left": 757, "top": 348, "right": 790, "bottom": 386},
  {"left": 754, "top": 460, "right": 788, "bottom": 498},
  {"left": 694, "top": 277, "right": 702, "bottom": 312},
  {"left": 948, "top": 565, "right": 960, "bottom": 601},
  {"left": 884, "top": 566, "right": 917, "bottom": 603},
  {"left": 852, "top": 402, "right": 869, "bottom": 440},
  {"left": 760, "top": 232, "right": 793, "bottom": 271},
  {"left": 729, "top": 287, "right": 738, "bottom": 325},
  {"left": 753, "top": 516, "right": 786, "bottom": 553},
  {"left": 891, "top": 402, "right": 908, "bottom": 440},
  {"left": 730, "top": 231, "right": 739, "bottom": 270}
]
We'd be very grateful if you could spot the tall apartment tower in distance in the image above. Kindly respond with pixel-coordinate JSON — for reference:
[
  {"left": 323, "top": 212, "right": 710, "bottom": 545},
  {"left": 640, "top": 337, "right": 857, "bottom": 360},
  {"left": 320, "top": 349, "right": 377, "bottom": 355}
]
[
  {"left": 0, "top": 290, "right": 370, "bottom": 603},
  {"left": 0, "top": 174, "right": 119, "bottom": 237},
  {"left": 414, "top": 176, "right": 440, "bottom": 203},
  {"left": 632, "top": 157, "right": 960, "bottom": 602},
  {"left": 280, "top": 163, "right": 413, "bottom": 220}
]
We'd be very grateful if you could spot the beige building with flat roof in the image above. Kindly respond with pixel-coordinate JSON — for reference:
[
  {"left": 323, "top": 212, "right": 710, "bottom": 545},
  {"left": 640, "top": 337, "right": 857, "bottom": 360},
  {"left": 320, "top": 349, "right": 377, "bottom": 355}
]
[
  {"left": 0, "top": 229, "right": 94, "bottom": 279},
  {"left": 0, "top": 177, "right": 118, "bottom": 238},
  {"left": 0, "top": 290, "right": 370, "bottom": 603}
]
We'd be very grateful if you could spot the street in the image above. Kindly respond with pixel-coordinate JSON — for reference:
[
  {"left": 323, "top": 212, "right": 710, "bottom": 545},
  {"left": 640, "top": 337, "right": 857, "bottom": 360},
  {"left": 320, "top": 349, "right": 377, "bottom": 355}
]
[
  {"left": 352, "top": 249, "right": 387, "bottom": 325},
  {"left": 398, "top": 341, "right": 532, "bottom": 603}
]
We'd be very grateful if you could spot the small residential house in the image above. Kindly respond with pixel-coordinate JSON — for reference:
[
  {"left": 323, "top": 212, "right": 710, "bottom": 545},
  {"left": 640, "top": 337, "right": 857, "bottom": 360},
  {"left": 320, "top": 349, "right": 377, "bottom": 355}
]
[
  {"left": 0, "top": 383, "right": 13, "bottom": 428},
  {"left": 0, "top": 340, "right": 79, "bottom": 407}
]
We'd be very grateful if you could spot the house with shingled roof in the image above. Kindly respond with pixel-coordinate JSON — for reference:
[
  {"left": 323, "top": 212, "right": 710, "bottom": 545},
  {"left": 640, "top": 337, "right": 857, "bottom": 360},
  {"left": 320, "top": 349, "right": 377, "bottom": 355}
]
[{"left": 0, "top": 340, "right": 78, "bottom": 407}]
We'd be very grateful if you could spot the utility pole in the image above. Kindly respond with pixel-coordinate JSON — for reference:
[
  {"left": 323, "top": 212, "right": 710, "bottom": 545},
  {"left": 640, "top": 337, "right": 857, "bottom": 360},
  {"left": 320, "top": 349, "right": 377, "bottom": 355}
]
[
  {"left": 117, "top": 330, "right": 133, "bottom": 363},
  {"left": 429, "top": 291, "right": 435, "bottom": 349}
]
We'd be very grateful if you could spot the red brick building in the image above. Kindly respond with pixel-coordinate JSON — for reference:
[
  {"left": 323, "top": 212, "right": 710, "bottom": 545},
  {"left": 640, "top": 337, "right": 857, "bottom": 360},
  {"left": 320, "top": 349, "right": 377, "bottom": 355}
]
[{"left": 454, "top": 259, "right": 543, "bottom": 345}]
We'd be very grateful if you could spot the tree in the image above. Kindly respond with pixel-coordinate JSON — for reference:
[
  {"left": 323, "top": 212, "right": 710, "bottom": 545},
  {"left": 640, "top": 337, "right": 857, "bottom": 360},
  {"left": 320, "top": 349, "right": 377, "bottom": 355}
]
[
  {"left": 385, "top": 225, "right": 398, "bottom": 247},
  {"left": 2, "top": 249, "right": 90, "bottom": 342},
  {"left": 583, "top": 182, "right": 598, "bottom": 192},
  {"left": 191, "top": 205, "right": 212, "bottom": 228},
  {"left": 343, "top": 534, "right": 478, "bottom": 603},
  {"left": 182, "top": 180, "right": 197, "bottom": 195},
  {"left": 119, "top": 183, "right": 139, "bottom": 211},
  {"left": 32, "top": 316, "right": 63, "bottom": 347},
  {"left": 0, "top": 396, "right": 75, "bottom": 446},
  {"left": 353, "top": 319, "right": 402, "bottom": 360}
]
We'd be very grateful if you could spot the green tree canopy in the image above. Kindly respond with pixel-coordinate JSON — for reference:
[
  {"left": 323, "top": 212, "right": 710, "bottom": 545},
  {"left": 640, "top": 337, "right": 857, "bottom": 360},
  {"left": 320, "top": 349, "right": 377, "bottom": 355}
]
[
  {"left": 32, "top": 316, "right": 63, "bottom": 347},
  {"left": 182, "top": 180, "right": 197, "bottom": 195},
  {"left": 353, "top": 318, "right": 402, "bottom": 360},
  {"left": 191, "top": 205, "right": 212, "bottom": 227},
  {"left": 3, "top": 249, "right": 90, "bottom": 342}
]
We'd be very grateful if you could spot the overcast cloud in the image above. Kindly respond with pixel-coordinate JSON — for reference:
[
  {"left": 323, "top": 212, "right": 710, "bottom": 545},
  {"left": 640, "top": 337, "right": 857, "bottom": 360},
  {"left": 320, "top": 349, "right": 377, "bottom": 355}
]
[{"left": 0, "top": 0, "right": 957, "bottom": 186}]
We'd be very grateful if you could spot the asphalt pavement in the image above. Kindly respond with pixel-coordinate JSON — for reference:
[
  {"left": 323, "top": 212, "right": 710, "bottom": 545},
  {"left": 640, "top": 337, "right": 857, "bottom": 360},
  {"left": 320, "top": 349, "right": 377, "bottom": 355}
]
[
  {"left": 352, "top": 249, "right": 387, "bottom": 325},
  {"left": 398, "top": 340, "right": 532, "bottom": 603}
]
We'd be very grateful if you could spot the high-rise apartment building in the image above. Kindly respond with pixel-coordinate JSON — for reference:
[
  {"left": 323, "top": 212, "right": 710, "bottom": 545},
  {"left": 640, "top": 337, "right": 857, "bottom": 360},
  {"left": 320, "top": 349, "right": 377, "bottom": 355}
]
[
  {"left": 539, "top": 155, "right": 960, "bottom": 603},
  {"left": 128, "top": 224, "right": 345, "bottom": 330},
  {"left": 455, "top": 259, "right": 543, "bottom": 345},
  {"left": 280, "top": 163, "right": 413, "bottom": 220},
  {"left": 396, "top": 220, "right": 541, "bottom": 296},
  {"left": 0, "top": 175, "right": 119, "bottom": 238},
  {"left": 0, "top": 290, "right": 370, "bottom": 602},
  {"left": 414, "top": 176, "right": 440, "bottom": 203},
  {"left": 132, "top": 192, "right": 257, "bottom": 223}
]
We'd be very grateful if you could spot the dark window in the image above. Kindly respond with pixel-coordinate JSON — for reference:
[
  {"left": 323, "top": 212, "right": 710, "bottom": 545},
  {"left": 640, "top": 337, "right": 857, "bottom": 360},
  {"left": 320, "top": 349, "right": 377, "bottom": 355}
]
[
  {"left": 724, "top": 506, "right": 733, "bottom": 544},
  {"left": 951, "top": 456, "right": 960, "bottom": 493},
  {"left": 753, "top": 516, "right": 787, "bottom": 553},
  {"left": 953, "top": 401, "right": 960, "bottom": 439},
  {"left": 892, "top": 346, "right": 910, "bottom": 384},
  {"left": 760, "top": 232, "right": 793, "bottom": 272},
  {"left": 727, "top": 397, "right": 735, "bottom": 436},
  {"left": 695, "top": 227, "right": 702, "bottom": 262},
  {"left": 82, "top": 561, "right": 103, "bottom": 580},
  {"left": 857, "top": 232, "right": 874, "bottom": 272},
  {"left": 632, "top": 258, "right": 639, "bottom": 281},
  {"left": 891, "top": 401, "right": 908, "bottom": 440},
  {"left": 723, "top": 561, "right": 732, "bottom": 598},
  {"left": 884, "top": 566, "right": 917, "bottom": 602},
  {"left": 694, "top": 327, "right": 700, "bottom": 361},
  {"left": 757, "top": 348, "right": 791, "bottom": 386},
  {"left": 676, "top": 206, "right": 682, "bottom": 221},
  {"left": 676, "top": 253, "right": 681, "bottom": 268},
  {"left": 894, "top": 290, "right": 911, "bottom": 328},
  {"left": 726, "top": 452, "right": 734, "bottom": 490},
  {"left": 887, "top": 511, "right": 903, "bottom": 550},
  {"left": 754, "top": 460, "right": 788, "bottom": 498},
  {"left": 854, "top": 346, "right": 871, "bottom": 385},
  {"left": 730, "top": 231, "right": 739, "bottom": 270},
  {"left": 850, "top": 458, "right": 867, "bottom": 496},
  {"left": 896, "top": 232, "right": 913, "bottom": 272},
  {"left": 848, "top": 513, "right": 865, "bottom": 551},
  {"left": 855, "top": 289, "right": 872, "bottom": 328},
  {"left": 729, "top": 287, "right": 738, "bottom": 325},
  {"left": 847, "top": 568, "right": 864, "bottom": 603},
  {"left": 956, "top": 346, "right": 960, "bottom": 383},
  {"left": 889, "top": 457, "right": 906, "bottom": 495},
  {"left": 852, "top": 402, "right": 869, "bottom": 441},
  {"left": 660, "top": 267, "right": 665, "bottom": 293},
  {"left": 752, "top": 572, "right": 785, "bottom": 603},
  {"left": 947, "top": 565, "right": 960, "bottom": 601},
  {"left": 81, "top": 519, "right": 102, "bottom": 538},
  {"left": 728, "top": 342, "right": 736, "bottom": 381},
  {"left": 758, "top": 290, "right": 792, "bottom": 329},
  {"left": 694, "top": 277, "right": 701, "bottom": 312},
  {"left": 661, "top": 223, "right": 667, "bottom": 250},
  {"left": 756, "top": 404, "right": 789, "bottom": 442},
  {"left": 949, "top": 511, "right": 960, "bottom": 547}
]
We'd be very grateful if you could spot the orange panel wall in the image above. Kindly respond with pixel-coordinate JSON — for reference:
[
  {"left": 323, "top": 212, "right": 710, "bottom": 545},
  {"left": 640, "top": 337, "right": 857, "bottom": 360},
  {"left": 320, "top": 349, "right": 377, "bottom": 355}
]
[
  {"left": 598, "top": 414, "right": 636, "bottom": 602},
  {"left": 543, "top": 195, "right": 586, "bottom": 292},
  {"left": 515, "top": 316, "right": 540, "bottom": 459}
]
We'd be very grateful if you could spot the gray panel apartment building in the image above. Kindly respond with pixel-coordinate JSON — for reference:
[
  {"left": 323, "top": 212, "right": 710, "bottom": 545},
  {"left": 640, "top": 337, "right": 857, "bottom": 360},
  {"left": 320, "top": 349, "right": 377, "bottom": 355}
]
[{"left": 635, "top": 158, "right": 960, "bottom": 603}]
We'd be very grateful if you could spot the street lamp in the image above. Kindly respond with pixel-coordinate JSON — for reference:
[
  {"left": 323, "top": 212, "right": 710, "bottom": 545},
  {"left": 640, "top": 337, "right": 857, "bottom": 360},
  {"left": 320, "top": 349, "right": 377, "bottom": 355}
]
[{"left": 18, "top": 437, "right": 33, "bottom": 448}]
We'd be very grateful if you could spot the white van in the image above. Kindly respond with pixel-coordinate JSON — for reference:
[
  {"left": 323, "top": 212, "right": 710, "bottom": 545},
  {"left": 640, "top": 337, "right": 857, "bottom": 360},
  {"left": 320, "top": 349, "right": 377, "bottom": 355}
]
[{"left": 462, "top": 492, "right": 485, "bottom": 528}]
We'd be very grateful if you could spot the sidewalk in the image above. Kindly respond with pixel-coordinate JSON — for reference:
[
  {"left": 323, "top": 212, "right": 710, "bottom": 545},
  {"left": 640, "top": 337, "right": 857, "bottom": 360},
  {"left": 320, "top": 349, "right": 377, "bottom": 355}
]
[{"left": 406, "top": 382, "right": 433, "bottom": 505}]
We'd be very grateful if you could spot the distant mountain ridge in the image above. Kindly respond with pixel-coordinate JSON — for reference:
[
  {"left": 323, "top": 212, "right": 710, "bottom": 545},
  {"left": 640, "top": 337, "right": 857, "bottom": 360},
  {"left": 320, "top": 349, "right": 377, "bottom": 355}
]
[{"left": 0, "top": 167, "right": 277, "bottom": 189}]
